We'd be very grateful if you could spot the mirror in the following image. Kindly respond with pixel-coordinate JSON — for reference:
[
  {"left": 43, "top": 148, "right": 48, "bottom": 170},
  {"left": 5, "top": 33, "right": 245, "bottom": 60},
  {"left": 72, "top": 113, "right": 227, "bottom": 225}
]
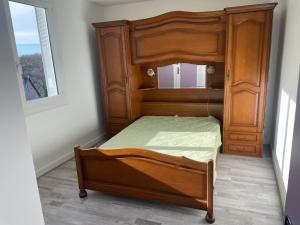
[{"left": 157, "top": 63, "right": 212, "bottom": 89}]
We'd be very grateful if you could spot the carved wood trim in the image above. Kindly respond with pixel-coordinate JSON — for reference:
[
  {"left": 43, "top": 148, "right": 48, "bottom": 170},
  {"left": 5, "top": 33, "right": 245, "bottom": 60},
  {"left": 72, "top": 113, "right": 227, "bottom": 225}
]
[
  {"left": 130, "top": 11, "right": 226, "bottom": 31},
  {"left": 130, "top": 11, "right": 226, "bottom": 64},
  {"left": 225, "top": 3, "right": 277, "bottom": 14}
]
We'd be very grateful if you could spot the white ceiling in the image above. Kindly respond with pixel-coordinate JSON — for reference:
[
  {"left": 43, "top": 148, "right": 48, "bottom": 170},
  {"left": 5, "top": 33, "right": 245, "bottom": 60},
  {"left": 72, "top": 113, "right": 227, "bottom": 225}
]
[{"left": 90, "top": 0, "right": 151, "bottom": 6}]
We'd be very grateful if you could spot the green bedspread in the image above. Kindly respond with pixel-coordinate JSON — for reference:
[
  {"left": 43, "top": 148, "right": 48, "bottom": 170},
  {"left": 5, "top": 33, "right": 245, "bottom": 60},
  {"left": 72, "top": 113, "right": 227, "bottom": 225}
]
[{"left": 100, "top": 116, "right": 222, "bottom": 165}]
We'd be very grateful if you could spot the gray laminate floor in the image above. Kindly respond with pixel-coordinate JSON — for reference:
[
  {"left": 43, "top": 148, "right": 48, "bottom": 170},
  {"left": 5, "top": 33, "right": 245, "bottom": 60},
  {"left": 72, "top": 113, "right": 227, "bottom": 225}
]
[{"left": 38, "top": 153, "right": 283, "bottom": 225}]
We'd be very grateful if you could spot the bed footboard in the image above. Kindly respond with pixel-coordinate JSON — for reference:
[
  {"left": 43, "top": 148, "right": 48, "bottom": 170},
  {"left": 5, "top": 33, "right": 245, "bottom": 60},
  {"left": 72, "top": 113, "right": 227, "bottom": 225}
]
[{"left": 74, "top": 146, "right": 215, "bottom": 223}]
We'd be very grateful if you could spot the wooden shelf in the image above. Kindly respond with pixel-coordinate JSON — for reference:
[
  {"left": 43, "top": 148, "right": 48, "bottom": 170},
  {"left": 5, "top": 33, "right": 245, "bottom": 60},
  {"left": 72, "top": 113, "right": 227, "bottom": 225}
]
[
  {"left": 139, "top": 87, "right": 224, "bottom": 91},
  {"left": 138, "top": 87, "right": 156, "bottom": 90}
]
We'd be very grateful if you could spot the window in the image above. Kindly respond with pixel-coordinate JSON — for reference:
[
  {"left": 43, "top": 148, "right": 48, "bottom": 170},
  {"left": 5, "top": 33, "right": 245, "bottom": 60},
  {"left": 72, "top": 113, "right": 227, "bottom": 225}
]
[
  {"left": 8, "top": 1, "right": 58, "bottom": 101},
  {"left": 157, "top": 63, "right": 208, "bottom": 89},
  {"left": 275, "top": 89, "right": 296, "bottom": 191}
]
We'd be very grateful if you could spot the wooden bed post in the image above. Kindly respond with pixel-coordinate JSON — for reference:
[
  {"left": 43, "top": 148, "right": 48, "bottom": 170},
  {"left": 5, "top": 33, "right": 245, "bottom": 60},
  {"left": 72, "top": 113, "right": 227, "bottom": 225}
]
[
  {"left": 74, "top": 147, "right": 87, "bottom": 198},
  {"left": 205, "top": 160, "right": 215, "bottom": 223}
]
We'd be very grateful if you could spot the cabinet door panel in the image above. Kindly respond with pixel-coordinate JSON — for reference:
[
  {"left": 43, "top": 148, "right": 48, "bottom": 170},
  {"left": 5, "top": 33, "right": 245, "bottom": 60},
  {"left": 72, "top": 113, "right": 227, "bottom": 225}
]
[
  {"left": 107, "top": 88, "right": 128, "bottom": 120},
  {"left": 98, "top": 26, "right": 130, "bottom": 126},
  {"left": 102, "top": 31, "right": 126, "bottom": 87},
  {"left": 230, "top": 89, "right": 259, "bottom": 127},
  {"left": 131, "top": 12, "right": 226, "bottom": 64},
  {"left": 231, "top": 20, "right": 263, "bottom": 86},
  {"left": 224, "top": 11, "right": 271, "bottom": 133}
]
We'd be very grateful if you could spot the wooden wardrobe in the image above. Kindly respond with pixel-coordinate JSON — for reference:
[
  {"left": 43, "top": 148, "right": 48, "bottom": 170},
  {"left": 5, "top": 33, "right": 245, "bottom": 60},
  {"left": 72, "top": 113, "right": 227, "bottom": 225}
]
[{"left": 93, "top": 3, "right": 277, "bottom": 157}]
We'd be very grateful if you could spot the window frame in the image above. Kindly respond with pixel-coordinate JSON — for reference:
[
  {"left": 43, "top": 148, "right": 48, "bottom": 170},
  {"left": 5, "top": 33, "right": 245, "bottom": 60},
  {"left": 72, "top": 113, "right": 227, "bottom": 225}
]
[
  {"left": 173, "top": 63, "right": 181, "bottom": 88},
  {"left": 4, "top": 0, "right": 67, "bottom": 116}
]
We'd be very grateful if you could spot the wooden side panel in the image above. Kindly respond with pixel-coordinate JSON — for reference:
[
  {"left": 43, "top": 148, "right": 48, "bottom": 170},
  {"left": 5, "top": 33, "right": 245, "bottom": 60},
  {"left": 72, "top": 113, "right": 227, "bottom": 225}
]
[
  {"left": 131, "top": 11, "right": 226, "bottom": 64},
  {"left": 97, "top": 26, "right": 130, "bottom": 136}
]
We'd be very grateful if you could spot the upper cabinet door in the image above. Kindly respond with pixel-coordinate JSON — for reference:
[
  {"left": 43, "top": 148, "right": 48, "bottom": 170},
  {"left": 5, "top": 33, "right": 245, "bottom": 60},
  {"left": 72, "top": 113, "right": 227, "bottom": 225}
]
[
  {"left": 224, "top": 11, "right": 272, "bottom": 132},
  {"left": 97, "top": 26, "right": 130, "bottom": 124},
  {"left": 131, "top": 11, "right": 226, "bottom": 64}
]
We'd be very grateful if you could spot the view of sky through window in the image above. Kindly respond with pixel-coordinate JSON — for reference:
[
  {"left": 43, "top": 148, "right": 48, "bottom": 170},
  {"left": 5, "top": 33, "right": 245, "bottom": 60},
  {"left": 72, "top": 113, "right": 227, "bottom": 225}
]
[
  {"left": 9, "top": 1, "right": 58, "bottom": 101},
  {"left": 9, "top": 1, "right": 42, "bottom": 55}
]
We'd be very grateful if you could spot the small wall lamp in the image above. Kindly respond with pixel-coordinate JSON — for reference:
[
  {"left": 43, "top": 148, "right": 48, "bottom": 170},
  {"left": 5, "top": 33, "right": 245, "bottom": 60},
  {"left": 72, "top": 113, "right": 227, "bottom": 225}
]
[
  {"left": 147, "top": 68, "right": 156, "bottom": 77},
  {"left": 206, "top": 65, "right": 216, "bottom": 75}
]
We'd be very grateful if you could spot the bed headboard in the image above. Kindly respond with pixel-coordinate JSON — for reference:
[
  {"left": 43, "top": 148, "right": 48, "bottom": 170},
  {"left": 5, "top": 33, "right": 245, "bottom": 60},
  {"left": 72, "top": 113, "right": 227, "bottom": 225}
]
[
  {"left": 142, "top": 102, "right": 223, "bottom": 121},
  {"left": 128, "top": 61, "right": 225, "bottom": 122},
  {"left": 140, "top": 88, "right": 224, "bottom": 122}
]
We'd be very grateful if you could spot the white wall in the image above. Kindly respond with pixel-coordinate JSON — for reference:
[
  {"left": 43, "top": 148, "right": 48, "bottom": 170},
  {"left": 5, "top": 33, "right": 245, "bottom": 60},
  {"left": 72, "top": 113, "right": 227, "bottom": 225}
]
[
  {"left": 23, "top": 0, "right": 105, "bottom": 176},
  {"left": 272, "top": 0, "right": 300, "bottom": 206},
  {"left": 101, "top": 0, "right": 283, "bottom": 145},
  {"left": 0, "top": 0, "right": 44, "bottom": 224},
  {"left": 285, "top": 72, "right": 300, "bottom": 225}
]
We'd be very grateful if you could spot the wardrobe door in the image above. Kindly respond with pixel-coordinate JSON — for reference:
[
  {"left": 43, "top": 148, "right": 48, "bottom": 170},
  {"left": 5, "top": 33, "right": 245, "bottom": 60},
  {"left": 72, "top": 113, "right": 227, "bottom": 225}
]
[
  {"left": 224, "top": 10, "right": 273, "bottom": 156},
  {"left": 97, "top": 26, "right": 130, "bottom": 137}
]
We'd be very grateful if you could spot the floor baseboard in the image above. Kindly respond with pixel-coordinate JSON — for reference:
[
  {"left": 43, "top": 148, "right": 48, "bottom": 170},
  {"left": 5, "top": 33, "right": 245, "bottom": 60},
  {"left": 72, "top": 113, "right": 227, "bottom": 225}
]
[
  {"left": 36, "top": 133, "right": 106, "bottom": 178},
  {"left": 272, "top": 151, "right": 287, "bottom": 210},
  {"left": 81, "top": 133, "right": 106, "bottom": 148},
  {"left": 36, "top": 150, "right": 74, "bottom": 178}
]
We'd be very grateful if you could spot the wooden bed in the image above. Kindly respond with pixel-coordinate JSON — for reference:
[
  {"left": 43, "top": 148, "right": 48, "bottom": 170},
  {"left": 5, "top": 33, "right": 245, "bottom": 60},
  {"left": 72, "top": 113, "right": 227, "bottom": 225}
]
[
  {"left": 75, "top": 116, "right": 221, "bottom": 223},
  {"left": 75, "top": 3, "right": 276, "bottom": 224}
]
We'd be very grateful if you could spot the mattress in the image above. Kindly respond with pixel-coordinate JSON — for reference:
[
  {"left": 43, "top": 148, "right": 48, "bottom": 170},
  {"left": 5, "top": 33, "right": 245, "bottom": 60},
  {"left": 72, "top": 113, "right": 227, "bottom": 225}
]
[{"left": 100, "top": 116, "right": 222, "bottom": 165}]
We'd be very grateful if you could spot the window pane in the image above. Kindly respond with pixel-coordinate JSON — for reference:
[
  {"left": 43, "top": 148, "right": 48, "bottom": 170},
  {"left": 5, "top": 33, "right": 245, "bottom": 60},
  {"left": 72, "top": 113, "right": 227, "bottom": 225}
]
[
  {"left": 157, "top": 65, "right": 174, "bottom": 88},
  {"left": 9, "top": 1, "right": 58, "bottom": 101},
  {"left": 180, "top": 63, "right": 197, "bottom": 88},
  {"left": 157, "top": 63, "right": 207, "bottom": 89}
]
